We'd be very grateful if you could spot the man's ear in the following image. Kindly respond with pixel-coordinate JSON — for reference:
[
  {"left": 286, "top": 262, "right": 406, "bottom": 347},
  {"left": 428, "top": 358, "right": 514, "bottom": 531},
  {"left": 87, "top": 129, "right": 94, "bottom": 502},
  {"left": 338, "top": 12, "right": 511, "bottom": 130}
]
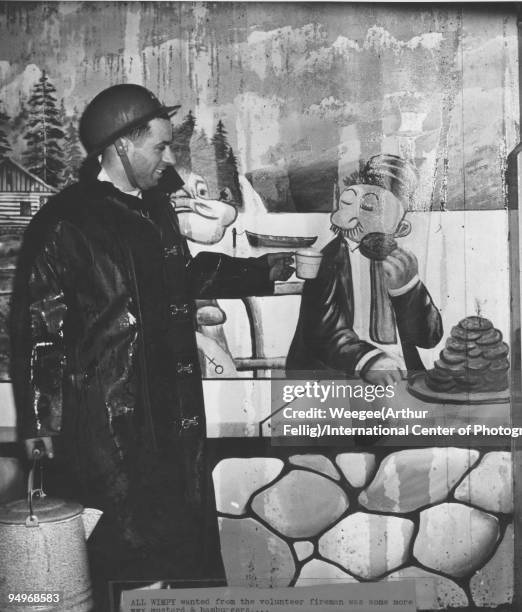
[
  {"left": 395, "top": 218, "right": 411, "bottom": 238},
  {"left": 113, "top": 137, "right": 132, "bottom": 161},
  {"left": 118, "top": 137, "right": 131, "bottom": 154}
]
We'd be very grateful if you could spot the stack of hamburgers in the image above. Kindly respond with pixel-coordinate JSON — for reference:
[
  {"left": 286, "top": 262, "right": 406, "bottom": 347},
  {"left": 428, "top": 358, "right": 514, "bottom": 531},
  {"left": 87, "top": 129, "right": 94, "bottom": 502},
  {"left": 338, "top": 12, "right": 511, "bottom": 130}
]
[{"left": 425, "top": 316, "right": 510, "bottom": 394}]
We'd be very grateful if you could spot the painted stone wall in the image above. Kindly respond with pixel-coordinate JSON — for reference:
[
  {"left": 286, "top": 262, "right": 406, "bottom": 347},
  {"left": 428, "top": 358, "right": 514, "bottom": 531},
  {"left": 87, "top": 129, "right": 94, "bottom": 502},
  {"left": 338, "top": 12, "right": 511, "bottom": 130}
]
[
  {"left": 213, "top": 449, "right": 514, "bottom": 610},
  {"left": 0, "top": 446, "right": 515, "bottom": 609}
]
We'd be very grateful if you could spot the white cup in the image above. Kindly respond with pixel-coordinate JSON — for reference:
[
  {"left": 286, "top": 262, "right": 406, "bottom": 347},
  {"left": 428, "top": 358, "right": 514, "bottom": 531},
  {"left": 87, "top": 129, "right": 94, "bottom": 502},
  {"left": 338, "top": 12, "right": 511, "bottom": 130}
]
[{"left": 295, "top": 248, "right": 323, "bottom": 279}]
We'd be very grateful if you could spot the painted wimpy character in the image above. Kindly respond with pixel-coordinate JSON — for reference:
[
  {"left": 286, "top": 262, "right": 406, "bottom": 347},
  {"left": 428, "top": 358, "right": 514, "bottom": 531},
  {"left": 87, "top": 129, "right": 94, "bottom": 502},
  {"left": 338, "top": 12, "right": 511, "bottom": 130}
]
[{"left": 287, "top": 154, "right": 443, "bottom": 385}]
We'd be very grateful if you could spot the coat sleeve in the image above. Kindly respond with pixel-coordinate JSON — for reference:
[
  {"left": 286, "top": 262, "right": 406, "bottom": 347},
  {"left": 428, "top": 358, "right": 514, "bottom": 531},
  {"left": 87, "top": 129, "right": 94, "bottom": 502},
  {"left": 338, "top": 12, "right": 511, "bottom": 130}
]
[
  {"left": 390, "top": 281, "right": 443, "bottom": 349},
  {"left": 186, "top": 251, "right": 274, "bottom": 299},
  {"left": 287, "top": 238, "right": 378, "bottom": 375},
  {"left": 10, "top": 223, "right": 69, "bottom": 440}
]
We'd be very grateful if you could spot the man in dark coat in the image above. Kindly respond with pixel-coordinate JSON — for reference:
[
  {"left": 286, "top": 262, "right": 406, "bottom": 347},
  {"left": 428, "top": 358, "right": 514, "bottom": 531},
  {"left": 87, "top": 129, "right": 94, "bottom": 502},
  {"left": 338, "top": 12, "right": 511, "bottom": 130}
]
[
  {"left": 10, "top": 84, "right": 294, "bottom": 611},
  {"left": 287, "top": 154, "right": 443, "bottom": 384}
]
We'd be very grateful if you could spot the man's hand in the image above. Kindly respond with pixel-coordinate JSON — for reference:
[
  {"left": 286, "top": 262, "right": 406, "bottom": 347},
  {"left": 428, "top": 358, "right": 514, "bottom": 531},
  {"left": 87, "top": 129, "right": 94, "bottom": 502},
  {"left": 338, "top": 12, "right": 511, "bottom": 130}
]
[
  {"left": 265, "top": 252, "right": 295, "bottom": 282},
  {"left": 382, "top": 247, "right": 418, "bottom": 291},
  {"left": 362, "top": 354, "right": 404, "bottom": 386},
  {"left": 24, "top": 437, "right": 54, "bottom": 460}
]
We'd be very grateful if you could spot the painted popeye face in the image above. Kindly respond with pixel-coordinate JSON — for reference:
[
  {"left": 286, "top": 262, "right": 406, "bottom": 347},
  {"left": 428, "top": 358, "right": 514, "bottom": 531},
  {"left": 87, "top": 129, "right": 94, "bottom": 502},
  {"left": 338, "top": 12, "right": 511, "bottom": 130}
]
[
  {"left": 172, "top": 172, "right": 237, "bottom": 245},
  {"left": 331, "top": 184, "right": 409, "bottom": 244}
]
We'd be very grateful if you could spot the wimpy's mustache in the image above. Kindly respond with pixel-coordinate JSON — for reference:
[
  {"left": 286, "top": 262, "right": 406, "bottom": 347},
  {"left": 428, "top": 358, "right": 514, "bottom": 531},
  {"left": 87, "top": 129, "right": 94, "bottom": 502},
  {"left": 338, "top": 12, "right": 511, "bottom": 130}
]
[{"left": 331, "top": 221, "right": 364, "bottom": 241}]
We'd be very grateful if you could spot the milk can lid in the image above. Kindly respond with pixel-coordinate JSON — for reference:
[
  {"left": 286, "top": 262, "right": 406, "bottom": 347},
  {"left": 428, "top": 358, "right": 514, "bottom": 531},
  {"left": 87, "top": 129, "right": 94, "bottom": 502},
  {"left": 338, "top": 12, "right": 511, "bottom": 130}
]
[{"left": 0, "top": 495, "right": 83, "bottom": 525}]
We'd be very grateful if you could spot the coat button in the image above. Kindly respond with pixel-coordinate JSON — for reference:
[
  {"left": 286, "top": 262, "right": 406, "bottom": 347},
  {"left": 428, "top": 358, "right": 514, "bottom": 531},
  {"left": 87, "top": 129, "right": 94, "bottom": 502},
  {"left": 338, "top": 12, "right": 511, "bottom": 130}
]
[
  {"left": 176, "top": 360, "right": 195, "bottom": 376},
  {"left": 177, "top": 416, "right": 200, "bottom": 431},
  {"left": 169, "top": 303, "right": 191, "bottom": 318},
  {"left": 164, "top": 246, "right": 180, "bottom": 257}
]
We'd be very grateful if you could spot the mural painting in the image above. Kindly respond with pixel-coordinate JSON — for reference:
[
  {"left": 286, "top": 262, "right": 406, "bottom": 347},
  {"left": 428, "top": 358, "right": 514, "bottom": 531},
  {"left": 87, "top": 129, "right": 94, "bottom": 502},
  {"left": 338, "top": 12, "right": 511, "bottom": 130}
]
[{"left": 0, "top": 3, "right": 518, "bottom": 611}]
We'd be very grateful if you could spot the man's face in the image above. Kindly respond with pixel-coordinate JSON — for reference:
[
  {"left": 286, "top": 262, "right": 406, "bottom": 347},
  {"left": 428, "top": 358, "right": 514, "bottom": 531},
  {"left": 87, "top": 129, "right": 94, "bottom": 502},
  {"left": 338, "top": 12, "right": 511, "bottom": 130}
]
[
  {"left": 127, "top": 118, "right": 174, "bottom": 190},
  {"left": 331, "top": 184, "right": 405, "bottom": 243}
]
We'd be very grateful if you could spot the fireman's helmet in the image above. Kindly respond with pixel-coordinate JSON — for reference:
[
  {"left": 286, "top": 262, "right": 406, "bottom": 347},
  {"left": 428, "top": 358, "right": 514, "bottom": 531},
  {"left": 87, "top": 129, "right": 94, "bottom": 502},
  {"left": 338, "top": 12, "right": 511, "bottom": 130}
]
[{"left": 79, "top": 84, "right": 180, "bottom": 157}]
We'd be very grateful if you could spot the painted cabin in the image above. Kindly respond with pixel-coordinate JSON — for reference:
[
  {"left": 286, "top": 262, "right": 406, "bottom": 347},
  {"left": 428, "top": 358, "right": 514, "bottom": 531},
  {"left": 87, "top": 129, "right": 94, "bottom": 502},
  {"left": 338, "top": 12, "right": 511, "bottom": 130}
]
[{"left": 0, "top": 157, "right": 57, "bottom": 229}]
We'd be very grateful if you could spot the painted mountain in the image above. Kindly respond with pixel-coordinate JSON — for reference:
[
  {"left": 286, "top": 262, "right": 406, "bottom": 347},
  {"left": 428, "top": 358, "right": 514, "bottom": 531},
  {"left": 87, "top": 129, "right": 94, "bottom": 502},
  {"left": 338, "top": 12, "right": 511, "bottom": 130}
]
[{"left": 0, "top": 2, "right": 518, "bottom": 213}]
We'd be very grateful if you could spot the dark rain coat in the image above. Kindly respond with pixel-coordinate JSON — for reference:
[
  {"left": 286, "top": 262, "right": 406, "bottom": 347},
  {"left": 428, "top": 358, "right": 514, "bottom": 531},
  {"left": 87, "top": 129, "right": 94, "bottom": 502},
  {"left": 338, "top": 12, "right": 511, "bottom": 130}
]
[{"left": 9, "top": 177, "right": 274, "bottom": 606}]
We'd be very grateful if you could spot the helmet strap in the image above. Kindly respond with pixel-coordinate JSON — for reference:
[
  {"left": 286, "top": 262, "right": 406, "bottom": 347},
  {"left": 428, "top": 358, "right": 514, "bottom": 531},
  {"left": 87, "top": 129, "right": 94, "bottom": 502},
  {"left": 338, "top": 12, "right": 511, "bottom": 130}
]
[{"left": 114, "top": 138, "right": 141, "bottom": 191}]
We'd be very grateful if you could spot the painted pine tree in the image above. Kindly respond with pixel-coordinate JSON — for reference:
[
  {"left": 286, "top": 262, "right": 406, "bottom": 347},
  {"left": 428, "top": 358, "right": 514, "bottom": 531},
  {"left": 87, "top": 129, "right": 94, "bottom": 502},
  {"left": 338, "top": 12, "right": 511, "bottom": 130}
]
[
  {"left": 172, "top": 110, "right": 196, "bottom": 172},
  {"left": 63, "top": 109, "right": 83, "bottom": 185},
  {"left": 211, "top": 120, "right": 242, "bottom": 205},
  {"left": 225, "top": 147, "right": 242, "bottom": 207},
  {"left": 0, "top": 105, "right": 11, "bottom": 159},
  {"left": 22, "top": 72, "right": 65, "bottom": 187},
  {"left": 191, "top": 128, "right": 218, "bottom": 195},
  {"left": 211, "top": 120, "right": 228, "bottom": 163},
  {"left": 58, "top": 98, "right": 67, "bottom": 130}
]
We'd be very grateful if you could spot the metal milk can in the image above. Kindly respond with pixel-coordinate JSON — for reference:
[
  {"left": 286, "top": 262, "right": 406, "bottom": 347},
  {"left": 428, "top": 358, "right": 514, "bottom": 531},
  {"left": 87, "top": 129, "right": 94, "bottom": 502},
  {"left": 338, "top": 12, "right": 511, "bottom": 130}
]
[{"left": 0, "top": 455, "right": 102, "bottom": 612}]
